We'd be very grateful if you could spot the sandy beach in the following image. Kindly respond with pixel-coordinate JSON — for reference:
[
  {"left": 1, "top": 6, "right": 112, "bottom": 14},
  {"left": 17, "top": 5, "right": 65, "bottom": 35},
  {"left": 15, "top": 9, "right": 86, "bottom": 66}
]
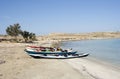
[
  {"left": 0, "top": 43, "right": 120, "bottom": 79},
  {"left": 0, "top": 43, "right": 85, "bottom": 79}
]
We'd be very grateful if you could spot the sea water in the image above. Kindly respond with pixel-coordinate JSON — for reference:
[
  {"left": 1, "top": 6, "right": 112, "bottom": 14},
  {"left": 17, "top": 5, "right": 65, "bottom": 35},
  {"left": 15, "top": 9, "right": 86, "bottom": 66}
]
[{"left": 61, "top": 39, "right": 120, "bottom": 67}]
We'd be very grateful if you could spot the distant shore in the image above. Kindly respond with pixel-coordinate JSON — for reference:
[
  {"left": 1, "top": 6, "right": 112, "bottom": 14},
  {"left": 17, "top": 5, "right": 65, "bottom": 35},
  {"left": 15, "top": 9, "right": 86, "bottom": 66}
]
[
  {"left": 1, "top": 32, "right": 120, "bottom": 43},
  {"left": 37, "top": 32, "right": 120, "bottom": 41}
]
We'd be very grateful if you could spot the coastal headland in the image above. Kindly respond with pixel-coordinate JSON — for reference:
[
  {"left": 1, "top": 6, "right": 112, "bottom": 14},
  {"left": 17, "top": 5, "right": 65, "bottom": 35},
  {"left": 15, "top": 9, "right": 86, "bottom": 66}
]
[{"left": 0, "top": 32, "right": 120, "bottom": 79}]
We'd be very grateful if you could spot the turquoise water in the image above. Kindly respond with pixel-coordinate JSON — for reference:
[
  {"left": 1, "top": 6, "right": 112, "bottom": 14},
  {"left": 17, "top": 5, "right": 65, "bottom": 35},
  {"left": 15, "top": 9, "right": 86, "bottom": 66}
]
[{"left": 61, "top": 39, "right": 120, "bottom": 66}]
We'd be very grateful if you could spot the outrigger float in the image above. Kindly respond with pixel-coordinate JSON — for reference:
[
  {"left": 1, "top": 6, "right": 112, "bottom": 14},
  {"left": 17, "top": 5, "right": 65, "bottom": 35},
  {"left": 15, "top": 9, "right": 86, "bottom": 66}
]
[{"left": 25, "top": 46, "right": 89, "bottom": 59}]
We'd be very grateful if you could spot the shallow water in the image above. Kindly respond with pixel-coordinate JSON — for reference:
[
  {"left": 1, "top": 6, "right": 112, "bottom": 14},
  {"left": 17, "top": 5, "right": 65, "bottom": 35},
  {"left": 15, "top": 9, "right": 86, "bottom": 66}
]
[{"left": 61, "top": 39, "right": 120, "bottom": 67}]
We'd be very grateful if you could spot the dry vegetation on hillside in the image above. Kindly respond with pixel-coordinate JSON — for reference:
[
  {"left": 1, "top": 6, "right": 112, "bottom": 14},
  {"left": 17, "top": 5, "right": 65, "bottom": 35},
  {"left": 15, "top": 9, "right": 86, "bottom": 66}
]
[{"left": 38, "top": 32, "right": 120, "bottom": 41}]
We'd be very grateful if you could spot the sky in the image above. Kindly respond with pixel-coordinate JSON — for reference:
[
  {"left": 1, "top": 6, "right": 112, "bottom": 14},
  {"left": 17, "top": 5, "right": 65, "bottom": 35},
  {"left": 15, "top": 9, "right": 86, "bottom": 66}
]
[{"left": 0, "top": 0, "right": 120, "bottom": 35}]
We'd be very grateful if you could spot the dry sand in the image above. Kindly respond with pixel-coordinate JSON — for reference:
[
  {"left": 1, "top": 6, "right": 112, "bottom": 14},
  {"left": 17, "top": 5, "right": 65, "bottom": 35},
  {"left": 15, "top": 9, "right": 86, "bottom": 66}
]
[{"left": 0, "top": 43, "right": 120, "bottom": 79}]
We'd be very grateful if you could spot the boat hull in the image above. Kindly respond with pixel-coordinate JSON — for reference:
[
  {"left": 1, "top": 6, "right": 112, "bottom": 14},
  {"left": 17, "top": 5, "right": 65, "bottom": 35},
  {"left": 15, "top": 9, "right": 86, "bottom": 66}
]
[{"left": 28, "top": 53, "right": 89, "bottom": 59}]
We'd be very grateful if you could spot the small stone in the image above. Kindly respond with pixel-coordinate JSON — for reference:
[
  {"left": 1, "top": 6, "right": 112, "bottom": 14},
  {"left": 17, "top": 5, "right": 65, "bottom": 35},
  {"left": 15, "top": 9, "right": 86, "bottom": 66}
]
[
  {"left": 0, "top": 60, "right": 6, "bottom": 64},
  {"left": 0, "top": 74, "right": 3, "bottom": 76}
]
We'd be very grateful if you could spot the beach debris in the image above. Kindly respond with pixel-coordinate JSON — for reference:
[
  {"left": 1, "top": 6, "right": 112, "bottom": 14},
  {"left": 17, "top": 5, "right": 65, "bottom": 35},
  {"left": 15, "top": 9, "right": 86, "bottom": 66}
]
[{"left": 0, "top": 60, "right": 6, "bottom": 64}]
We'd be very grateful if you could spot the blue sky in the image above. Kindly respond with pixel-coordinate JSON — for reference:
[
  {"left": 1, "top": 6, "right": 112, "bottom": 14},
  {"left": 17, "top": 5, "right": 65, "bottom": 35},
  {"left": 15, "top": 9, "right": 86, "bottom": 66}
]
[{"left": 0, "top": 0, "right": 120, "bottom": 35}]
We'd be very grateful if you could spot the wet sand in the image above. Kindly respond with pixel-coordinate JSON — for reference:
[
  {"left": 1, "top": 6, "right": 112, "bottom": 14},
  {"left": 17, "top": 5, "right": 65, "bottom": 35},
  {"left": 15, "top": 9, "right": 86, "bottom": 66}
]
[
  {"left": 64, "top": 58, "right": 120, "bottom": 79},
  {"left": 0, "top": 43, "right": 120, "bottom": 79}
]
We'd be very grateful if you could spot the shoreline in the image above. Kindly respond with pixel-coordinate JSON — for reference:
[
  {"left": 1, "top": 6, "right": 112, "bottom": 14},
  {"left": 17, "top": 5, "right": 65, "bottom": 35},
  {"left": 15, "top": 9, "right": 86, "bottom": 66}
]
[
  {"left": 63, "top": 57, "right": 120, "bottom": 79},
  {"left": 0, "top": 42, "right": 120, "bottom": 79}
]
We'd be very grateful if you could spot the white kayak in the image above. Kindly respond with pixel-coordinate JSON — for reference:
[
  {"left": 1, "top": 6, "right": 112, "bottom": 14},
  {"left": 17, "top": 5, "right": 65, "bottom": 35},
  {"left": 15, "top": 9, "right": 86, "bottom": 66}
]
[{"left": 28, "top": 53, "right": 89, "bottom": 59}]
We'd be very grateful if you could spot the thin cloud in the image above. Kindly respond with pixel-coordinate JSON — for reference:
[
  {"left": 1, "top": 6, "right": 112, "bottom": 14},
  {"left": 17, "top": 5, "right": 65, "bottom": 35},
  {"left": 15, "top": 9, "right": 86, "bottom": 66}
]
[{"left": 1, "top": 16, "right": 11, "bottom": 20}]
